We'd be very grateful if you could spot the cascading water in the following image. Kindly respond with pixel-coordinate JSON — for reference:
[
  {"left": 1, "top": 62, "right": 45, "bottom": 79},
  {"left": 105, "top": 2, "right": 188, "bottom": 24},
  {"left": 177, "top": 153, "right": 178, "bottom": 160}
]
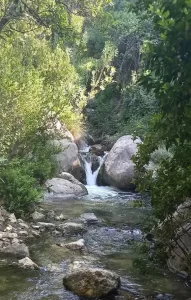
[
  {"left": 84, "top": 155, "right": 106, "bottom": 186},
  {"left": 79, "top": 143, "right": 107, "bottom": 186}
]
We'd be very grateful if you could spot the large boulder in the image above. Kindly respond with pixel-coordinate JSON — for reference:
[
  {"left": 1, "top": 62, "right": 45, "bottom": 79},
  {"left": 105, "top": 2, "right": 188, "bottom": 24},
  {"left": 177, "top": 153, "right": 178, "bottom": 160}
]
[
  {"left": 63, "top": 264, "right": 120, "bottom": 298},
  {"left": 53, "top": 139, "right": 85, "bottom": 182},
  {"left": 167, "top": 200, "right": 191, "bottom": 273},
  {"left": 102, "top": 135, "right": 141, "bottom": 190},
  {"left": 168, "top": 222, "right": 191, "bottom": 273},
  {"left": 44, "top": 175, "right": 88, "bottom": 201}
]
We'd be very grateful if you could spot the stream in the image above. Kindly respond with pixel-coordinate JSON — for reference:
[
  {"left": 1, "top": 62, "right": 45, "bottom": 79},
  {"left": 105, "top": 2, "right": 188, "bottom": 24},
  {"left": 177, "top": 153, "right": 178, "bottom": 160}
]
[{"left": 0, "top": 151, "right": 191, "bottom": 300}]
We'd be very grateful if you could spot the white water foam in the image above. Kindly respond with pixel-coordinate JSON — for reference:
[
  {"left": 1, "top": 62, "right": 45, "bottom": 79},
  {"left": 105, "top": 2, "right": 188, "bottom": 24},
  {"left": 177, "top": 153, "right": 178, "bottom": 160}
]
[{"left": 85, "top": 185, "right": 118, "bottom": 199}]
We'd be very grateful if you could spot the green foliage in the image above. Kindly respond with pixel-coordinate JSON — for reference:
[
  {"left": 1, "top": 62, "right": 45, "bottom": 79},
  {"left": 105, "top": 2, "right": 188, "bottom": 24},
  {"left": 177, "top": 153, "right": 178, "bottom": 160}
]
[
  {"left": 117, "top": 84, "right": 157, "bottom": 138},
  {"left": 132, "top": 0, "right": 191, "bottom": 269},
  {"left": 0, "top": 136, "right": 59, "bottom": 216},
  {"left": 23, "top": 134, "right": 60, "bottom": 184},
  {"left": 0, "top": 32, "right": 86, "bottom": 156},
  {"left": 132, "top": 241, "right": 166, "bottom": 275},
  {"left": 87, "top": 82, "right": 157, "bottom": 139},
  {"left": 0, "top": 159, "right": 41, "bottom": 217},
  {"left": 134, "top": 0, "right": 191, "bottom": 217},
  {"left": 87, "top": 84, "right": 120, "bottom": 137},
  {"left": 83, "top": 0, "right": 157, "bottom": 139},
  {"left": 136, "top": 0, "right": 191, "bottom": 145}
]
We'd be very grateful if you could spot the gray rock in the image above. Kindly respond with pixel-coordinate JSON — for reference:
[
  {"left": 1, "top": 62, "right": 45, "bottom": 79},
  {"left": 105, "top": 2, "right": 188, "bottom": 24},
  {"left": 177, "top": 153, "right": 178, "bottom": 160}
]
[
  {"left": 63, "top": 265, "right": 120, "bottom": 298},
  {"left": 55, "top": 213, "right": 66, "bottom": 221},
  {"left": 53, "top": 139, "right": 85, "bottom": 181},
  {"left": 168, "top": 222, "right": 191, "bottom": 273},
  {"left": 90, "top": 144, "right": 105, "bottom": 156},
  {"left": 9, "top": 213, "right": 17, "bottom": 224},
  {"left": 31, "top": 230, "right": 40, "bottom": 237},
  {"left": 12, "top": 238, "right": 20, "bottom": 244},
  {"left": 18, "top": 231, "right": 28, "bottom": 237},
  {"left": 37, "top": 222, "right": 56, "bottom": 231},
  {"left": 32, "top": 225, "right": 40, "bottom": 230},
  {"left": 59, "top": 172, "right": 87, "bottom": 194},
  {"left": 58, "top": 239, "right": 85, "bottom": 250},
  {"left": 18, "top": 257, "right": 39, "bottom": 270},
  {"left": 80, "top": 213, "right": 99, "bottom": 225},
  {"left": 19, "top": 222, "right": 29, "bottom": 230},
  {"left": 0, "top": 242, "right": 29, "bottom": 258},
  {"left": 31, "top": 211, "right": 45, "bottom": 222},
  {"left": 44, "top": 176, "right": 88, "bottom": 201},
  {"left": 0, "top": 232, "right": 18, "bottom": 239},
  {"left": 57, "top": 222, "right": 87, "bottom": 236},
  {"left": 46, "top": 119, "right": 74, "bottom": 141},
  {"left": 4, "top": 225, "right": 13, "bottom": 232},
  {"left": 166, "top": 200, "right": 191, "bottom": 273},
  {"left": 103, "top": 135, "right": 141, "bottom": 189}
]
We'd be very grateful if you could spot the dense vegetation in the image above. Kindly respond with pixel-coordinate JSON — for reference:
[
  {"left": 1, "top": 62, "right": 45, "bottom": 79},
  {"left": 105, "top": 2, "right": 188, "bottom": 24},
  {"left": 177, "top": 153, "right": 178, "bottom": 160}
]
[
  {"left": 0, "top": 0, "right": 111, "bottom": 215},
  {"left": 0, "top": 0, "right": 191, "bottom": 270}
]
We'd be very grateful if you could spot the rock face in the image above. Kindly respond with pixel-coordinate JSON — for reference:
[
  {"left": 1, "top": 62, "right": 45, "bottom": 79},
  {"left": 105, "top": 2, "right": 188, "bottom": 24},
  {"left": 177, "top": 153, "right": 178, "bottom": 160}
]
[
  {"left": 44, "top": 175, "right": 88, "bottom": 201},
  {"left": 162, "top": 200, "right": 191, "bottom": 274},
  {"left": 53, "top": 139, "right": 85, "bottom": 182},
  {"left": 102, "top": 135, "right": 141, "bottom": 190},
  {"left": 63, "top": 265, "right": 120, "bottom": 298},
  {"left": 168, "top": 222, "right": 191, "bottom": 273}
]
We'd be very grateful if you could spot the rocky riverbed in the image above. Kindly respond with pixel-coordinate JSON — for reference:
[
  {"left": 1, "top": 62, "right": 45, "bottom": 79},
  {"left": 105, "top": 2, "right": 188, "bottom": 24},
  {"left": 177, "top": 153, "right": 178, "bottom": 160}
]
[{"left": 0, "top": 187, "right": 190, "bottom": 300}]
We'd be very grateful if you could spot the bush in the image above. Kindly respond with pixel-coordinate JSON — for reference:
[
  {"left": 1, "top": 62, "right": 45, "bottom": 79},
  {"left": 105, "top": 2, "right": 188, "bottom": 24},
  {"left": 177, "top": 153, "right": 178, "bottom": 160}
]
[
  {"left": 27, "top": 137, "right": 59, "bottom": 184},
  {"left": 0, "top": 135, "right": 59, "bottom": 217},
  {"left": 87, "top": 83, "right": 120, "bottom": 137},
  {"left": 0, "top": 159, "right": 41, "bottom": 217},
  {"left": 118, "top": 85, "right": 157, "bottom": 138}
]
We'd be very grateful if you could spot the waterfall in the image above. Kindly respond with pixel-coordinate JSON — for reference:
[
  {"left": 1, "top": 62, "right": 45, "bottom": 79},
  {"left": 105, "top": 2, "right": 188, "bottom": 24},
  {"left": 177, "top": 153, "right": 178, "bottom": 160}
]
[
  {"left": 84, "top": 156, "right": 105, "bottom": 186},
  {"left": 79, "top": 143, "right": 107, "bottom": 186}
]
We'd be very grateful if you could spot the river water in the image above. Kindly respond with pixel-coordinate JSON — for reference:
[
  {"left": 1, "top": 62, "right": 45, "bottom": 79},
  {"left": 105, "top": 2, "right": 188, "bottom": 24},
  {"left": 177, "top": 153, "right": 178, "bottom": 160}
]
[{"left": 0, "top": 185, "right": 190, "bottom": 300}]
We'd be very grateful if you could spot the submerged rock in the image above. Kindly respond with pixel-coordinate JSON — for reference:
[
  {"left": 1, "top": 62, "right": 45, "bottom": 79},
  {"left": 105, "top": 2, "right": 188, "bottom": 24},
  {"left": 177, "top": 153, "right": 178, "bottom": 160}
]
[
  {"left": 103, "top": 135, "right": 141, "bottom": 190},
  {"left": 57, "top": 239, "right": 85, "bottom": 250},
  {"left": 18, "top": 257, "right": 39, "bottom": 270},
  {"left": 55, "top": 213, "right": 66, "bottom": 221},
  {"left": 63, "top": 265, "right": 120, "bottom": 298},
  {"left": 57, "top": 222, "right": 87, "bottom": 236},
  {"left": 37, "top": 222, "right": 56, "bottom": 231},
  {"left": 80, "top": 213, "right": 99, "bottom": 225}
]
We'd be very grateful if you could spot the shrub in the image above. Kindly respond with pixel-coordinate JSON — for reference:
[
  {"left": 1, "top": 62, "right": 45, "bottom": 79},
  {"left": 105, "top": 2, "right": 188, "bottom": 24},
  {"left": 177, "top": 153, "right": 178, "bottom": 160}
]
[
  {"left": 0, "top": 135, "right": 59, "bottom": 217},
  {"left": 0, "top": 159, "right": 41, "bottom": 217}
]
